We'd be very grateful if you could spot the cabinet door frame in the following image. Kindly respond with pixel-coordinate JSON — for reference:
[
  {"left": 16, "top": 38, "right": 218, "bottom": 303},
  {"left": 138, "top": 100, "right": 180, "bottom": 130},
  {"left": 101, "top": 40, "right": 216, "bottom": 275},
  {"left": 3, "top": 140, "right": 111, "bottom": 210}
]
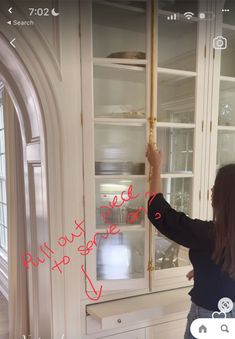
[
  {"left": 80, "top": 0, "right": 213, "bottom": 298},
  {"left": 152, "top": 0, "right": 208, "bottom": 291},
  {"left": 80, "top": 0, "right": 151, "bottom": 293},
  {"left": 207, "top": 0, "right": 235, "bottom": 220}
]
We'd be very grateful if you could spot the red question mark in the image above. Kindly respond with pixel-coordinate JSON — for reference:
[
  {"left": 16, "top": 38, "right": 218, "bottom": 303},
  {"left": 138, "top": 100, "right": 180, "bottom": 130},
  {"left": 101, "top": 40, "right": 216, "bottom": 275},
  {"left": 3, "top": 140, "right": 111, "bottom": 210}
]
[{"left": 154, "top": 212, "right": 161, "bottom": 220}]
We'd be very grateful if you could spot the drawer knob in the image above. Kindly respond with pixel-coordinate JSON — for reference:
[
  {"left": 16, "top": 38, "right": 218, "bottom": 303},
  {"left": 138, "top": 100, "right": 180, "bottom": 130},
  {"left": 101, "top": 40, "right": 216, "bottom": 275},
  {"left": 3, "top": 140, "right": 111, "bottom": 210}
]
[{"left": 117, "top": 318, "right": 122, "bottom": 323}]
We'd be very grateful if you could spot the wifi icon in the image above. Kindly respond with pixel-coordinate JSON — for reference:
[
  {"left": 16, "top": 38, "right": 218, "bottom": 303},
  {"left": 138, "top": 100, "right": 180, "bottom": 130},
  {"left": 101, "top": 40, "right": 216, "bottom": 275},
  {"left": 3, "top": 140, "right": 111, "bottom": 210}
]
[{"left": 184, "top": 12, "right": 194, "bottom": 20}]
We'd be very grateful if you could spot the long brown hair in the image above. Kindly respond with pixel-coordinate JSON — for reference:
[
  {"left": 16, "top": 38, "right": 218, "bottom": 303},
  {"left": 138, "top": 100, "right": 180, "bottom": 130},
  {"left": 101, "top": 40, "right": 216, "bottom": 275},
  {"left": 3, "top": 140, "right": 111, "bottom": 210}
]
[{"left": 212, "top": 164, "right": 235, "bottom": 279}]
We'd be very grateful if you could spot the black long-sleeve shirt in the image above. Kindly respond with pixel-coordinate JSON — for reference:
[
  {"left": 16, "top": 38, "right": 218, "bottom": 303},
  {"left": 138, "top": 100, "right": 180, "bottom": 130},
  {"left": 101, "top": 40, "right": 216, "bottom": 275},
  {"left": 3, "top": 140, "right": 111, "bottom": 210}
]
[{"left": 148, "top": 193, "right": 235, "bottom": 311}]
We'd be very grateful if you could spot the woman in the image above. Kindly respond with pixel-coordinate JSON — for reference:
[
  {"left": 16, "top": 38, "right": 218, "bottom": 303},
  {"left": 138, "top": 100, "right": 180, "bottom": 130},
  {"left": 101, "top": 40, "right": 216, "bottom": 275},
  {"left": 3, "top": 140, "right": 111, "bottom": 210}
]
[{"left": 145, "top": 143, "right": 235, "bottom": 339}]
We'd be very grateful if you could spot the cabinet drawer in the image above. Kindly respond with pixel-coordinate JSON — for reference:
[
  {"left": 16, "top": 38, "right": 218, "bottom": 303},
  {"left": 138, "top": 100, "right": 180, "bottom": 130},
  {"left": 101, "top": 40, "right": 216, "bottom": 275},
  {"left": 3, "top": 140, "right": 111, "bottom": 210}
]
[
  {"left": 146, "top": 318, "right": 187, "bottom": 339},
  {"left": 86, "top": 288, "right": 190, "bottom": 331},
  {"left": 98, "top": 328, "right": 145, "bottom": 339}
]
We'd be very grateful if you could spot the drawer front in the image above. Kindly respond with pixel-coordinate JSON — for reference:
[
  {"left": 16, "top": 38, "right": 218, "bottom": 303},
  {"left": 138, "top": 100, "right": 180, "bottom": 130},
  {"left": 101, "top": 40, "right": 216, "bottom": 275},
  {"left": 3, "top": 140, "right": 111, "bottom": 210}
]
[
  {"left": 146, "top": 318, "right": 187, "bottom": 339},
  {"left": 98, "top": 328, "right": 145, "bottom": 339}
]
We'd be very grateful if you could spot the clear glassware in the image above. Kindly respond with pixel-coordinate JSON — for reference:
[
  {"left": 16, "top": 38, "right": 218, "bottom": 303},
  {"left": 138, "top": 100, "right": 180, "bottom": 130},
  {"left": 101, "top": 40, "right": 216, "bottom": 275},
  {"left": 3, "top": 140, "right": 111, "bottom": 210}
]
[
  {"left": 95, "top": 178, "right": 146, "bottom": 228},
  {"left": 219, "top": 103, "right": 232, "bottom": 126},
  {"left": 96, "top": 231, "right": 145, "bottom": 280}
]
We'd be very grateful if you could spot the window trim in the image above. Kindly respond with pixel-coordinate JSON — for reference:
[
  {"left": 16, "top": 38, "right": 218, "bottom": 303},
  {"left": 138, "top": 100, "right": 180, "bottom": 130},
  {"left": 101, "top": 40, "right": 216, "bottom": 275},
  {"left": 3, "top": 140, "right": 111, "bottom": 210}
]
[{"left": 0, "top": 86, "right": 7, "bottom": 257}]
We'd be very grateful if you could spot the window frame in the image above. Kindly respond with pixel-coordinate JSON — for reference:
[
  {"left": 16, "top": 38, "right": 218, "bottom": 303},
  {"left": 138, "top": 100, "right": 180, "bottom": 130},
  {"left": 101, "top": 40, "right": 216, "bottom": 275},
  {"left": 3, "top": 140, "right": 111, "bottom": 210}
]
[{"left": 0, "top": 85, "right": 7, "bottom": 256}]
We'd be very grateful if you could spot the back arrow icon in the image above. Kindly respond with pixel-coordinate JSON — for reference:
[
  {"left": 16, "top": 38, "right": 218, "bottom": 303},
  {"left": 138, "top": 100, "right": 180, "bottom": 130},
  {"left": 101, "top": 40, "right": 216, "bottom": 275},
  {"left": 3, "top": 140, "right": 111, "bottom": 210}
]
[
  {"left": 8, "top": 7, "right": 13, "bottom": 14},
  {"left": 10, "top": 38, "right": 16, "bottom": 48}
]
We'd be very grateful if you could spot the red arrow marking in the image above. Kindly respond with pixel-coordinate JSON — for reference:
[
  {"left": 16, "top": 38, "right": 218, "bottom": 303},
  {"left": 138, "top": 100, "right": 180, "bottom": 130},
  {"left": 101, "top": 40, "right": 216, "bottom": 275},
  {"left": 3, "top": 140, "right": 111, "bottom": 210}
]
[{"left": 81, "top": 265, "right": 103, "bottom": 301}]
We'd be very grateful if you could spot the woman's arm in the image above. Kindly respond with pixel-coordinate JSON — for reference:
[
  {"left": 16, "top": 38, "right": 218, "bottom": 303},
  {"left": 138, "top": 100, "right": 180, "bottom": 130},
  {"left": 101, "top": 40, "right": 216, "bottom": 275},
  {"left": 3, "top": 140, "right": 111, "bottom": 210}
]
[
  {"left": 146, "top": 143, "right": 214, "bottom": 249},
  {"left": 145, "top": 143, "right": 162, "bottom": 195}
]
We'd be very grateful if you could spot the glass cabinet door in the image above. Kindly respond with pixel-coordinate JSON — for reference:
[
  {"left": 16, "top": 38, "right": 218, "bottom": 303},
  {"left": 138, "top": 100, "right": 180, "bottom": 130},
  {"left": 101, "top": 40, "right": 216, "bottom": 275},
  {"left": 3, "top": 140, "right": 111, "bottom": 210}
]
[
  {"left": 81, "top": 0, "right": 149, "bottom": 291},
  {"left": 208, "top": 0, "right": 235, "bottom": 212},
  {"left": 203, "top": 0, "right": 235, "bottom": 220},
  {"left": 217, "top": 1, "right": 235, "bottom": 168},
  {"left": 154, "top": 0, "right": 201, "bottom": 280}
]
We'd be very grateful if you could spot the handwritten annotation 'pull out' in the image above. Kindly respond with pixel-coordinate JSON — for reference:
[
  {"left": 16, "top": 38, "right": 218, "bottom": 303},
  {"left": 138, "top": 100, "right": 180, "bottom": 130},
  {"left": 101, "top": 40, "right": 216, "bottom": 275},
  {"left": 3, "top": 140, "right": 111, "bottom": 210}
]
[{"left": 22, "top": 186, "right": 161, "bottom": 301}]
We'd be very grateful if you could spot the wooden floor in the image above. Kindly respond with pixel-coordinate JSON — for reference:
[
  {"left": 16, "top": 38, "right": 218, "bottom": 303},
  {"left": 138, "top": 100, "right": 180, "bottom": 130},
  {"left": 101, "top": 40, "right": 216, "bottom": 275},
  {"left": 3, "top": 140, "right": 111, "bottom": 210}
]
[{"left": 0, "top": 292, "right": 8, "bottom": 339}]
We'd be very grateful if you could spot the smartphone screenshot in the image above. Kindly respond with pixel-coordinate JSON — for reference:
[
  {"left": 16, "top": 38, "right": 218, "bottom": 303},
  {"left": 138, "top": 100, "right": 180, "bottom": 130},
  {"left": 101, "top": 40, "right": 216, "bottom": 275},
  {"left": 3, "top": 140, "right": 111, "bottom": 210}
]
[{"left": 0, "top": 1, "right": 235, "bottom": 338}]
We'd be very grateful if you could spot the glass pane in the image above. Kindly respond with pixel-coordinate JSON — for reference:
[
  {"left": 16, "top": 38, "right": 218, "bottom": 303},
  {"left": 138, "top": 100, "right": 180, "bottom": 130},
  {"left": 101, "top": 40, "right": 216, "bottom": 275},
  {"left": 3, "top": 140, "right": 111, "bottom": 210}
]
[
  {"left": 0, "top": 224, "right": 4, "bottom": 248},
  {"left": 217, "top": 131, "right": 235, "bottom": 167},
  {"left": 0, "top": 203, "right": 7, "bottom": 226},
  {"left": 0, "top": 224, "right": 3, "bottom": 247},
  {"left": 155, "top": 235, "right": 190, "bottom": 270},
  {"left": 154, "top": 177, "right": 192, "bottom": 270},
  {"left": 94, "top": 65, "right": 146, "bottom": 118},
  {"left": 95, "top": 123, "right": 145, "bottom": 175},
  {"left": 0, "top": 129, "right": 5, "bottom": 153},
  {"left": 162, "top": 177, "right": 192, "bottom": 215},
  {"left": 3, "top": 204, "right": 7, "bottom": 226},
  {"left": 96, "top": 231, "right": 145, "bottom": 280},
  {"left": 157, "top": 128, "right": 194, "bottom": 173},
  {"left": 92, "top": 1, "right": 147, "bottom": 58},
  {"left": 0, "top": 155, "right": 2, "bottom": 178},
  {"left": 0, "top": 180, "right": 6, "bottom": 203},
  {"left": 2, "top": 181, "right": 6, "bottom": 204},
  {"left": 0, "top": 204, "right": 3, "bottom": 225},
  {"left": 0, "top": 180, "right": 2, "bottom": 203},
  {"left": 0, "top": 225, "right": 7, "bottom": 251},
  {"left": 158, "top": 15, "right": 197, "bottom": 71},
  {"left": 4, "top": 227, "right": 7, "bottom": 251},
  {"left": 0, "top": 103, "right": 4, "bottom": 129},
  {"left": 157, "top": 73, "right": 195, "bottom": 123},
  {"left": 219, "top": 81, "right": 235, "bottom": 126},
  {"left": 0, "top": 154, "right": 6, "bottom": 177},
  {"left": 96, "top": 178, "right": 146, "bottom": 228},
  {"left": 221, "top": 28, "right": 235, "bottom": 77}
]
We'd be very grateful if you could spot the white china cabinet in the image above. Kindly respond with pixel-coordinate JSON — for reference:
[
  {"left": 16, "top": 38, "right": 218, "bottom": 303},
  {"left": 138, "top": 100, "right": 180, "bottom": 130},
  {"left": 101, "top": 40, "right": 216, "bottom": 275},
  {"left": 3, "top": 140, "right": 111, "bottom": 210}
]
[{"left": 80, "top": 0, "right": 235, "bottom": 300}]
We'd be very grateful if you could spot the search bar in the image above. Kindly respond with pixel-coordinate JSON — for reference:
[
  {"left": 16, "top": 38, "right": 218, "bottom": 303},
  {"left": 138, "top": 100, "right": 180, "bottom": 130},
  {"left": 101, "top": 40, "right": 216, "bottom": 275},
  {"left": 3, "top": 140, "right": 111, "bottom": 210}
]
[{"left": 191, "top": 319, "right": 235, "bottom": 338}]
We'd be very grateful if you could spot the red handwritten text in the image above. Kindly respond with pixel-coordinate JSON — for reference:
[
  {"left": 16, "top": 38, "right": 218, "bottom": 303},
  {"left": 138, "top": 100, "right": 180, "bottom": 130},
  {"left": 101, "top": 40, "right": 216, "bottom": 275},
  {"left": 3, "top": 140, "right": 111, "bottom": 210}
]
[{"left": 21, "top": 185, "right": 161, "bottom": 301}]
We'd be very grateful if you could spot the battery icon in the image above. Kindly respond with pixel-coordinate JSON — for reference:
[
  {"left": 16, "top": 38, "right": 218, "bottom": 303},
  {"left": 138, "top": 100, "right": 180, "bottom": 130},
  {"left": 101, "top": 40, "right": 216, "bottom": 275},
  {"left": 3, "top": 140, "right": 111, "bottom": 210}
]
[{"left": 199, "top": 12, "right": 215, "bottom": 20}]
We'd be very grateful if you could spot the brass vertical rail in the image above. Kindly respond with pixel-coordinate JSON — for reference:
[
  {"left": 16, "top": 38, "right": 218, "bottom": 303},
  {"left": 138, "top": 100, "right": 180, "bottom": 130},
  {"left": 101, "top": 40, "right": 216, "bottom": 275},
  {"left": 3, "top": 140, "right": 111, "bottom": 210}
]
[
  {"left": 149, "top": 0, "right": 156, "bottom": 146},
  {"left": 147, "top": 0, "right": 157, "bottom": 291}
]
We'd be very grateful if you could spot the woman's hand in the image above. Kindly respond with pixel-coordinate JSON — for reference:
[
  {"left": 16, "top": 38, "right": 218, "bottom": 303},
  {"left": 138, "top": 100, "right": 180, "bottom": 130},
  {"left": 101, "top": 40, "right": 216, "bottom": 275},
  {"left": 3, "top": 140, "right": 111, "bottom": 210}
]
[
  {"left": 186, "top": 270, "right": 194, "bottom": 281},
  {"left": 145, "top": 143, "right": 163, "bottom": 169}
]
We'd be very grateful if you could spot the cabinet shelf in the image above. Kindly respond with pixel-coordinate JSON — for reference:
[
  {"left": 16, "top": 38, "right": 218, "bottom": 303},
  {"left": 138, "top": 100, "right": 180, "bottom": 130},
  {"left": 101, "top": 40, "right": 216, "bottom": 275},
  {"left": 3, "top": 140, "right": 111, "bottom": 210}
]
[
  {"left": 95, "top": 175, "right": 146, "bottom": 179},
  {"left": 93, "top": 0, "right": 146, "bottom": 14},
  {"left": 94, "top": 58, "right": 146, "bottom": 71},
  {"left": 95, "top": 118, "right": 146, "bottom": 126},
  {"left": 217, "top": 125, "right": 235, "bottom": 131},
  {"left": 223, "top": 23, "right": 235, "bottom": 31},
  {"left": 220, "top": 76, "right": 235, "bottom": 83},
  {"left": 157, "top": 122, "right": 195, "bottom": 128},
  {"left": 96, "top": 225, "right": 144, "bottom": 232},
  {"left": 161, "top": 173, "right": 193, "bottom": 178},
  {"left": 94, "top": 120, "right": 196, "bottom": 128},
  {"left": 157, "top": 67, "right": 196, "bottom": 78},
  {"left": 95, "top": 173, "right": 193, "bottom": 179}
]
